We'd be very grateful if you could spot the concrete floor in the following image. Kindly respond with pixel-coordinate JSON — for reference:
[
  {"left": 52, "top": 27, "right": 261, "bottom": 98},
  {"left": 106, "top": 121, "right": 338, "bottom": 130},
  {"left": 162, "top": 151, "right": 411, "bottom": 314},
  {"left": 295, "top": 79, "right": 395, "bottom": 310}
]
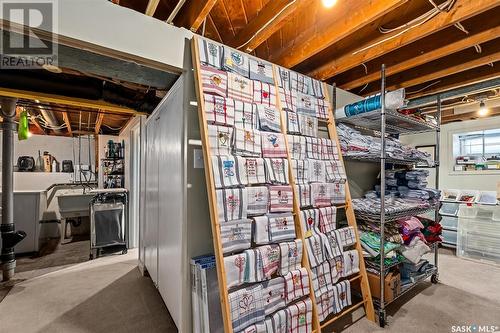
[{"left": 1, "top": 246, "right": 499, "bottom": 333}]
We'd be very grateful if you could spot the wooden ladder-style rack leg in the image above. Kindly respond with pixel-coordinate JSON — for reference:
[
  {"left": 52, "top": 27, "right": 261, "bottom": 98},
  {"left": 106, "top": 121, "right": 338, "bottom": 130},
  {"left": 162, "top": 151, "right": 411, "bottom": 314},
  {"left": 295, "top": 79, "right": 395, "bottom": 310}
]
[
  {"left": 323, "top": 82, "right": 376, "bottom": 323},
  {"left": 272, "top": 64, "right": 322, "bottom": 332},
  {"left": 191, "top": 36, "right": 234, "bottom": 333}
]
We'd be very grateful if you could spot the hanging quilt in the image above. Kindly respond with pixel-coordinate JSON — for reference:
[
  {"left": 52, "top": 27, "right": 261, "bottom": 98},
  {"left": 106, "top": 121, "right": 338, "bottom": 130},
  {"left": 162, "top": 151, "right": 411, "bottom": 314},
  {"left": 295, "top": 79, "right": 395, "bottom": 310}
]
[
  {"left": 201, "top": 64, "right": 227, "bottom": 97},
  {"left": 325, "top": 230, "right": 343, "bottom": 258},
  {"left": 246, "top": 186, "right": 269, "bottom": 216},
  {"left": 216, "top": 188, "right": 248, "bottom": 221},
  {"left": 286, "top": 298, "right": 313, "bottom": 333},
  {"left": 308, "top": 159, "right": 326, "bottom": 183},
  {"left": 253, "top": 81, "right": 277, "bottom": 108},
  {"left": 279, "top": 87, "right": 297, "bottom": 112},
  {"left": 249, "top": 58, "right": 274, "bottom": 84},
  {"left": 228, "top": 284, "right": 265, "bottom": 332},
  {"left": 264, "top": 158, "right": 289, "bottom": 184},
  {"left": 305, "top": 137, "right": 322, "bottom": 160},
  {"left": 305, "top": 231, "right": 333, "bottom": 268},
  {"left": 268, "top": 186, "right": 294, "bottom": 213},
  {"left": 295, "top": 184, "right": 312, "bottom": 209},
  {"left": 212, "top": 155, "right": 245, "bottom": 188},
  {"left": 207, "top": 124, "right": 233, "bottom": 156},
  {"left": 233, "top": 127, "right": 262, "bottom": 157},
  {"left": 220, "top": 219, "right": 252, "bottom": 254},
  {"left": 318, "top": 206, "right": 337, "bottom": 233},
  {"left": 257, "top": 104, "right": 281, "bottom": 132},
  {"left": 198, "top": 38, "right": 222, "bottom": 69},
  {"left": 234, "top": 100, "right": 258, "bottom": 129},
  {"left": 286, "top": 111, "right": 301, "bottom": 134},
  {"left": 279, "top": 239, "right": 303, "bottom": 276},
  {"left": 238, "top": 156, "right": 266, "bottom": 185},
  {"left": 288, "top": 135, "right": 307, "bottom": 160},
  {"left": 227, "top": 72, "right": 253, "bottom": 103},
  {"left": 261, "top": 132, "right": 287, "bottom": 158},
  {"left": 284, "top": 267, "right": 310, "bottom": 304},
  {"left": 223, "top": 46, "right": 250, "bottom": 77},
  {"left": 253, "top": 215, "right": 271, "bottom": 245},
  {"left": 296, "top": 92, "right": 316, "bottom": 116},
  {"left": 298, "top": 114, "right": 318, "bottom": 137},
  {"left": 262, "top": 277, "right": 286, "bottom": 316}
]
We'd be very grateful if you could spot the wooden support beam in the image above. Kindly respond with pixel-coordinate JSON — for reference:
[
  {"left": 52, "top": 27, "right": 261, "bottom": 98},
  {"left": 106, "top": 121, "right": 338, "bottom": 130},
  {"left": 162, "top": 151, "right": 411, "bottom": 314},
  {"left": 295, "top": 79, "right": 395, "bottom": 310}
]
[
  {"left": 62, "top": 112, "right": 72, "bottom": 136},
  {"left": 442, "top": 106, "right": 500, "bottom": 123},
  {"left": 0, "top": 88, "right": 141, "bottom": 115},
  {"left": 95, "top": 112, "right": 104, "bottom": 134},
  {"left": 227, "top": 0, "right": 308, "bottom": 52},
  {"left": 269, "top": 0, "right": 407, "bottom": 68},
  {"left": 30, "top": 116, "right": 46, "bottom": 135},
  {"left": 174, "top": 0, "right": 218, "bottom": 32},
  {"left": 340, "top": 26, "right": 500, "bottom": 90},
  {"left": 145, "top": 0, "right": 160, "bottom": 16},
  {"left": 310, "top": 0, "right": 499, "bottom": 80}
]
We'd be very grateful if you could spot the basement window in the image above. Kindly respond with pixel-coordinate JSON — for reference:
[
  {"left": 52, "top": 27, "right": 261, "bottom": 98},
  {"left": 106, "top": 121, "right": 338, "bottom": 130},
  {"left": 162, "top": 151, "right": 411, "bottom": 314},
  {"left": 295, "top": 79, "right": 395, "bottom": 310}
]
[{"left": 452, "top": 129, "right": 500, "bottom": 172}]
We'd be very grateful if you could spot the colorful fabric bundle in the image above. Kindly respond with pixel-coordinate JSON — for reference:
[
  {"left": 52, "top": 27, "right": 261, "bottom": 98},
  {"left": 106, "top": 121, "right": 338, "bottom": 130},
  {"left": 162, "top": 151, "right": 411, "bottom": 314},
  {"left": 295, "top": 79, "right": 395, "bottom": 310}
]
[
  {"left": 288, "top": 135, "right": 307, "bottom": 160},
  {"left": 201, "top": 65, "right": 227, "bottom": 97},
  {"left": 246, "top": 186, "right": 269, "bottom": 216},
  {"left": 324, "top": 160, "right": 346, "bottom": 183},
  {"left": 262, "top": 277, "right": 286, "bottom": 316},
  {"left": 296, "top": 92, "right": 316, "bottom": 116},
  {"left": 298, "top": 114, "right": 318, "bottom": 137},
  {"left": 268, "top": 186, "right": 294, "bottom": 213},
  {"left": 325, "top": 231, "right": 343, "bottom": 258},
  {"left": 335, "top": 226, "right": 356, "bottom": 247},
  {"left": 291, "top": 159, "right": 309, "bottom": 184},
  {"left": 279, "top": 239, "right": 303, "bottom": 275},
  {"left": 257, "top": 104, "right": 281, "bottom": 132},
  {"left": 277, "top": 67, "right": 292, "bottom": 90},
  {"left": 204, "top": 93, "right": 235, "bottom": 126},
  {"left": 316, "top": 289, "right": 335, "bottom": 322},
  {"left": 291, "top": 72, "right": 311, "bottom": 94},
  {"left": 227, "top": 72, "right": 253, "bottom": 103},
  {"left": 238, "top": 157, "right": 266, "bottom": 184},
  {"left": 286, "top": 111, "right": 301, "bottom": 134},
  {"left": 316, "top": 97, "right": 329, "bottom": 119},
  {"left": 318, "top": 206, "right": 337, "bottom": 233},
  {"left": 220, "top": 219, "right": 252, "bottom": 254},
  {"left": 311, "top": 261, "right": 333, "bottom": 298},
  {"left": 253, "top": 81, "right": 277, "bottom": 108},
  {"left": 224, "top": 253, "right": 248, "bottom": 288},
  {"left": 310, "top": 183, "right": 334, "bottom": 208},
  {"left": 264, "top": 158, "right": 289, "bottom": 184},
  {"left": 300, "top": 208, "right": 319, "bottom": 234},
  {"left": 329, "top": 255, "right": 344, "bottom": 283},
  {"left": 287, "top": 298, "right": 313, "bottom": 333},
  {"left": 320, "top": 138, "right": 337, "bottom": 160},
  {"left": 234, "top": 100, "right": 258, "bottom": 129},
  {"left": 228, "top": 284, "right": 265, "bottom": 332},
  {"left": 279, "top": 87, "right": 297, "bottom": 112},
  {"left": 198, "top": 38, "right": 222, "bottom": 69},
  {"left": 309, "top": 78, "right": 325, "bottom": 99},
  {"left": 332, "top": 280, "right": 352, "bottom": 314},
  {"left": 295, "top": 184, "right": 312, "bottom": 209},
  {"left": 259, "top": 244, "right": 281, "bottom": 279},
  {"left": 342, "top": 250, "right": 360, "bottom": 277},
  {"left": 261, "top": 132, "right": 287, "bottom": 158},
  {"left": 212, "top": 155, "right": 245, "bottom": 188},
  {"left": 249, "top": 59, "right": 274, "bottom": 84},
  {"left": 306, "top": 137, "right": 322, "bottom": 160},
  {"left": 270, "top": 308, "right": 290, "bottom": 333},
  {"left": 308, "top": 159, "right": 326, "bottom": 183},
  {"left": 233, "top": 128, "right": 262, "bottom": 157},
  {"left": 305, "top": 231, "right": 332, "bottom": 268},
  {"left": 268, "top": 213, "right": 296, "bottom": 242},
  {"left": 207, "top": 124, "right": 233, "bottom": 156},
  {"left": 284, "top": 267, "right": 310, "bottom": 303},
  {"left": 331, "top": 181, "right": 346, "bottom": 204},
  {"left": 216, "top": 188, "right": 248, "bottom": 221},
  {"left": 223, "top": 46, "right": 250, "bottom": 77}
]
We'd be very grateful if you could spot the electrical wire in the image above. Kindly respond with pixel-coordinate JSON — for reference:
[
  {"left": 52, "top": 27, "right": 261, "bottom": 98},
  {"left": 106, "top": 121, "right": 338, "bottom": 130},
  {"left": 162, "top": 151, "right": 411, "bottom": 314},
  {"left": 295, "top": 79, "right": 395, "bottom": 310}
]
[{"left": 406, "top": 80, "right": 442, "bottom": 95}]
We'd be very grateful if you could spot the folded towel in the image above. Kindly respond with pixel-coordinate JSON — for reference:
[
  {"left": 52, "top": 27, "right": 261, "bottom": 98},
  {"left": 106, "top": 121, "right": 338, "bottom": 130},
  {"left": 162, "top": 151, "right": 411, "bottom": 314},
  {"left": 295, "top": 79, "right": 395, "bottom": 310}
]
[
  {"left": 257, "top": 104, "right": 281, "bottom": 132},
  {"left": 315, "top": 97, "right": 329, "bottom": 119},
  {"left": 291, "top": 159, "right": 309, "bottom": 184},
  {"left": 291, "top": 72, "right": 311, "bottom": 94},
  {"left": 242, "top": 322, "right": 268, "bottom": 333},
  {"left": 324, "top": 231, "right": 342, "bottom": 258},
  {"left": 233, "top": 128, "right": 262, "bottom": 157},
  {"left": 310, "top": 183, "right": 334, "bottom": 208},
  {"left": 316, "top": 289, "right": 335, "bottom": 322},
  {"left": 262, "top": 277, "right": 286, "bottom": 316},
  {"left": 286, "top": 298, "right": 313, "bottom": 333},
  {"left": 279, "top": 239, "right": 303, "bottom": 275},
  {"left": 220, "top": 219, "right": 252, "bottom": 254},
  {"left": 311, "top": 261, "right": 333, "bottom": 298},
  {"left": 310, "top": 79, "right": 325, "bottom": 99},
  {"left": 259, "top": 244, "right": 281, "bottom": 279},
  {"left": 270, "top": 308, "right": 290, "bottom": 333},
  {"left": 306, "top": 137, "right": 322, "bottom": 160},
  {"left": 332, "top": 280, "right": 352, "bottom": 315},
  {"left": 284, "top": 267, "right": 310, "bottom": 303},
  {"left": 331, "top": 181, "right": 346, "bottom": 205},
  {"left": 320, "top": 138, "right": 337, "bottom": 161},
  {"left": 324, "top": 160, "right": 346, "bottom": 183},
  {"left": 305, "top": 231, "right": 330, "bottom": 268},
  {"left": 216, "top": 188, "right": 248, "bottom": 221},
  {"left": 295, "top": 184, "right": 312, "bottom": 209},
  {"left": 264, "top": 158, "right": 289, "bottom": 184},
  {"left": 288, "top": 135, "right": 307, "bottom": 160},
  {"left": 198, "top": 38, "right": 222, "bottom": 69},
  {"left": 223, "top": 46, "right": 250, "bottom": 77},
  {"left": 207, "top": 124, "right": 233, "bottom": 156},
  {"left": 228, "top": 284, "right": 265, "bottom": 332},
  {"left": 277, "top": 67, "right": 292, "bottom": 90},
  {"left": 201, "top": 64, "right": 227, "bottom": 97},
  {"left": 319, "top": 206, "right": 337, "bottom": 233},
  {"left": 335, "top": 226, "right": 357, "bottom": 248},
  {"left": 204, "top": 93, "right": 235, "bottom": 127},
  {"left": 227, "top": 72, "right": 253, "bottom": 103},
  {"left": 253, "top": 215, "right": 271, "bottom": 245},
  {"left": 298, "top": 114, "right": 318, "bottom": 137},
  {"left": 262, "top": 132, "right": 288, "bottom": 158},
  {"left": 329, "top": 255, "right": 344, "bottom": 283},
  {"left": 269, "top": 186, "right": 294, "bottom": 213},
  {"left": 308, "top": 159, "right": 326, "bottom": 183},
  {"left": 234, "top": 100, "right": 258, "bottom": 129},
  {"left": 342, "top": 250, "right": 360, "bottom": 277},
  {"left": 286, "top": 111, "right": 301, "bottom": 134},
  {"left": 212, "top": 155, "right": 245, "bottom": 188},
  {"left": 249, "top": 58, "right": 274, "bottom": 84},
  {"left": 245, "top": 187, "right": 269, "bottom": 216},
  {"left": 253, "top": 81, "right": 277, "bottom": 108},
  {"left": 244, "top": 248, "right": 264, "bottom": 283},
  {"left": 279, "top": 87, "right": 297, "bottom": 112},
  {"left": 300, "top": 208, "right": 320, "bottom": 234},
  {"left": 296, "top": 92, "right": 316, "bottom": 116},
  {"left": 238, "top": 156, "right": 266, "bottom": 185},
  {"left": 224, "top": 253, "right": 247, "bottom": 288},
  {"left": 268, "top": 213, "right": 296, "bottom": 242}
]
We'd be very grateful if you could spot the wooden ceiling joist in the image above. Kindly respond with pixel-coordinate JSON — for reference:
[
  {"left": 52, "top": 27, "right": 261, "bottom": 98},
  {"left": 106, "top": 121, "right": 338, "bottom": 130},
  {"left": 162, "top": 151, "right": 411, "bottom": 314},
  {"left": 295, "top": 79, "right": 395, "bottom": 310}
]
[
  {"left": 145, "top": 0, "right": 160, "bottom": 16},
  {"left": 269, "top": 0, "right": 407, "bottom": 68},
  {"left": 174, "top": 0, "right": 218, "bottom": 32},
  {"left": 340, "top": 26, "right": 500, "bottom": 91},
  {"left": 310, "top": 0, "right": 499, "bottom": 80},
  {"left": 442, "top": 106, "right": 500, "bottom": 123},
  {"left": 95, "top": 112, "right": 105, "bottom": 134},
  {"left": 29, "top": 115, "right": 46, "bottom": 135},
  {"left": 62, "top": 112, "right": 72, "bottom": 136},
  {"left": 227, "top": 0, "right": 308, "bottom": 53}
]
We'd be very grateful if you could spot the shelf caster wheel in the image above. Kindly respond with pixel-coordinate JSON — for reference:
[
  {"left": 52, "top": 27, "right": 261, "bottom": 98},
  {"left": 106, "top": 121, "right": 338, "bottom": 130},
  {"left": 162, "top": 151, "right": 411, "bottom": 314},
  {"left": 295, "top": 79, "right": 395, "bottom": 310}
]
[
  {"left": 122, "top": 249, "right": 128, "bottom": 255},
  {"left": 378, "top": 311, "right": 386, "bottom": 328},
  {"left": 431, "top": 274, "right": 439, "bottom": 284},
  {"left": 89, "top": 253, "right": 94, "bottom": 260}
]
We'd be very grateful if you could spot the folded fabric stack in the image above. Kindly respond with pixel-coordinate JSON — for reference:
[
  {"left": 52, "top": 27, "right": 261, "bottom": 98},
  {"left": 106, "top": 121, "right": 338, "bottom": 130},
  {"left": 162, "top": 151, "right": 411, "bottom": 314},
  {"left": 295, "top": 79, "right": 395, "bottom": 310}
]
[
  {"left": 419, "top": 216, "right": 443, "bottom": 244},
  {"left": 359, "top": 231, "right": 400, "bottom": 258},
  {"left": 352, "top": 197, "right": 430, "bottom": 215}
]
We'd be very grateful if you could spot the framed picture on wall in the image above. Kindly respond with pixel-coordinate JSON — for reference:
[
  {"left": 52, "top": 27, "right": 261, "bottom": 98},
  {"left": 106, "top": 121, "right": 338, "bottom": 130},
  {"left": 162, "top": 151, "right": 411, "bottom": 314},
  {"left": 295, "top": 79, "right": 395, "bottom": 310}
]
[{"left": 415, "top": 144, "right": 436, "bottom": 168}]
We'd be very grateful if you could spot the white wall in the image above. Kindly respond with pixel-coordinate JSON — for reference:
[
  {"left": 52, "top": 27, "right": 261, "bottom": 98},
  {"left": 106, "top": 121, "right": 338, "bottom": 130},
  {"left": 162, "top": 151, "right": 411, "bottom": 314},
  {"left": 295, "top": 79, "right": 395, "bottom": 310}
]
[{"left": 401, "top": 116, "right": 500, "bottom": 191}]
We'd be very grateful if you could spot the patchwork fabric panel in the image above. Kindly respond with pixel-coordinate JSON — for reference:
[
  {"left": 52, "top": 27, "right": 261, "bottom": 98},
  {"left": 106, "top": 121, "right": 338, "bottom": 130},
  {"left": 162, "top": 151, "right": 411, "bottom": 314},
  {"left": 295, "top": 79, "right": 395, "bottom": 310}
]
[
  {"left": 308, "top": 159, "right": 326, "bottom": 183},
  {"left": 298, "top": 114, "right": 318, "bottom": 137},
  {"left": 279, "top": 239, "right": 303, "bottom": 275},
  {"left": 315, "top": 96, "right": 329, "bottom": 119},
  {"left": 246, "top": 186, "right": 269, "bottom": 216},
  {"left": 224, "top": 253, "right": 248, "bottom": 288},
  {"left": 227, "top": 72, "right": 253, "bottom": 103},
  {"left": 253, "top": 81, "right": 277, "bottom": 108},
  {"left": 249, "top": 58, "right": 274, "bottom": 84},
  {"left": 286, "top": 298, "right": 313, "bottom": 333},
  {"left": 291, "top": 159, "right": 309, "bottom": 185},
  {"left": 305, "top": 137, "right": 322, "bottom": 160},
  {"left": 264, "top": 158, "right": 289, "bottom": 184},
  {"left": 267, "top": 213, "right": 296, "bottom": 242},
  {"left": 257, "top": 104, "right": 281, "bottom": 132},
  {"left": 261, "top": 132, "right": 288, "bottom": 158},
  {"left": 299, "top": 208, "right": 319, "bottom": 234},
  {"left": 288, "top": 135, "right": 307, "bottom": 160},
  {"left": 204, "top": 93, "right": 235, "bottom": 127},
  {"left": 279, "top": 87, "right": 298, "bottom": 112},
  {"left": 318, "top": 206, "right": 337, "bottom": 233},
  {"left": 258, "top": 244, "right": 281, "bottom": 280},
  {"left": 335, "top": 226, "right": 357, "bottom": 248},
  {"left": 234, "top": 100, "right": 258, "bottom": 129},
  {"left": 220, "top": 219, "right": 252, "bottom": 254},
  {"left": 286, "top": 111, "right": 301, "bottom": 134},
  {"left": 223, "top": 46, "right": 250, "bottom": 77},
  {"left": 212, "top": 155, "right": 245, "bottom": 188},
  {"left": 284, "top": 267, "right": 310, "bottom": 304},
  {"left": 238, "top": 156, "right": 266, "bottom": 185},
  {"left": 311, "top": 261, "right": 333, "bottom": 298},
  {"left": 295, "top": 184, "right": 312, "bottom": 209},
  {"left": 207, "top": 124, "right": 233, "bottom": 156},
  {"left": 291, "top": 72, "right": 311, "bottom": 94},
  {"left": 233, "top": 128, "right": 262, "bottom": 157},
  {"left": 216, "top": 188, "right": 248, "bottom": 221},
  {"left": 198, "top": 38, "right": 222, "bottom": 69},
  {"left": 262, "top": 277, "right": 286, "bottom": 316},
  {"left": 310, "top": 183, "right": 334, "bottom": 208},
  {"left": 277, "top": 67, "right": 292, "bottom": 90},
  {"left": 201, "top": 64, "right": 227, "bottom": 97},
  {"left": 296, "top": 92, "right": 316, "bottom": 116},
  {"left": 342, "top": 249, "right": 360, "bottom": 277},
  {"left": 268, "top": 185, "right": 294, "bottom": 213},
  {"left": 324, "top": 160, "right": 346, "bottom": 183},
  {"left": 228, "top": 284, "right": 265, "bottom": 332}
]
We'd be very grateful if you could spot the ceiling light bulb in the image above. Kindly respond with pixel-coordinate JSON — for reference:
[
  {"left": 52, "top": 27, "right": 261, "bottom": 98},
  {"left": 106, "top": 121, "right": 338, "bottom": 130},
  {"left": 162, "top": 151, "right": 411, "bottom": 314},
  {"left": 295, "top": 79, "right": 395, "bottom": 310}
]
[
  {"left": 322, "top": 0, "right": 337, "bottom": 8},
  {"left": 478, "top": 101, "right": 488, "bottom": 116}
]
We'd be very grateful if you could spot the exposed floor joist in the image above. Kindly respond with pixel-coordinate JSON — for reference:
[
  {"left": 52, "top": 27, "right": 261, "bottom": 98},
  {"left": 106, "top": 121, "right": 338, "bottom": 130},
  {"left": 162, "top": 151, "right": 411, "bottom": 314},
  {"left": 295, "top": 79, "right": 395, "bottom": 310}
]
[
  {"left": 145, "top": 0, "right": 160, "bottom": 16},
  {"left": 442, "top": 106, "right": 500, "bottom": 123},
  {"left": 174, "top": 0, "right": 218, "bottom": 31},
  {"left": 95, "top": 112, "right": 104, "bottom": 134},
  {"left": 309, "top": 0, "right": 499, "bottom": 80},
  {"left": 62, "top": 112, "right": 72, "bottom": 136}
]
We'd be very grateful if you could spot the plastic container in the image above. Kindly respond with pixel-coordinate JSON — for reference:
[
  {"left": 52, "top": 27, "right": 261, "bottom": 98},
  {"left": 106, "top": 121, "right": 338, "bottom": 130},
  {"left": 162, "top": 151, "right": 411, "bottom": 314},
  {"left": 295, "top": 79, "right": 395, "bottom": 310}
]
[
  {"left": 442, "top": 229, "right": 457, "bottom": 246},
  {"left": 476, "top": 191, "right": 499, "bottom": 205},
  {"left": 439, "top": 202, "right": 460, "bottom": 216},
  {"left": 441, "top": 215, "right": 458, "bottom": 231},
  {"left": 457, "top": 190, "right": 479, "bottom": 203},
  {"left": 441, "top": 189, "right": 460, "bottom": 202}
]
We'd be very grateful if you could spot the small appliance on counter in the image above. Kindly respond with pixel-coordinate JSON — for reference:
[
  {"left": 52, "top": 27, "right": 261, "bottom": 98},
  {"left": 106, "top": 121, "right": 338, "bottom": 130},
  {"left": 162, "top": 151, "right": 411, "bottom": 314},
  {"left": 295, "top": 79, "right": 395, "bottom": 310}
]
[
  {"left": 17, "top": 156, "right": 35, "bottom": 171},
  {"left": 62, "top": 160, "right": 74, "bottom": 173}
]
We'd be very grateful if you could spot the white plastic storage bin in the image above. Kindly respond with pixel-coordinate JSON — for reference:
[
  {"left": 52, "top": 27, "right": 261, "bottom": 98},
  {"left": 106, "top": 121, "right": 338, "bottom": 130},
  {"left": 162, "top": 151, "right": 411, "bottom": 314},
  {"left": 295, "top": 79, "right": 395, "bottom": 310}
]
[
  {"left": 442, "top": 229, "right": 457, "bottom": 246},
  {"left": 441, "top": 189, "right": 460, "bottom": 202},
  {"left": 457, "top": 190, "right": 479, "bottom": 203},
  {"left": 476, "top": 191, "right": 499, "bottom": 205},
  {"left": 439, "top": 202, "right": 460, "bottom": 216},
  {"left": 457, "top": 204, "right": 500, "bottom": 265},
  {"left": 441, "top": 216, "right": 458, "bottom": 231}
]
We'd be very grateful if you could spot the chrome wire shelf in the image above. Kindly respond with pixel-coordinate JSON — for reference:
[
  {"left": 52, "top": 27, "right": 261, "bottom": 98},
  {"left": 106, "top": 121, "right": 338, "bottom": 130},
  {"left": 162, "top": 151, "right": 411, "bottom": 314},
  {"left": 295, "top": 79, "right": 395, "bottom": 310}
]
[
  {"left": 355, "top": 206, "right": 437, "bottom": 223},
  {"left": 344, "top": 155, "right": 429, "bottom": 166}
]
